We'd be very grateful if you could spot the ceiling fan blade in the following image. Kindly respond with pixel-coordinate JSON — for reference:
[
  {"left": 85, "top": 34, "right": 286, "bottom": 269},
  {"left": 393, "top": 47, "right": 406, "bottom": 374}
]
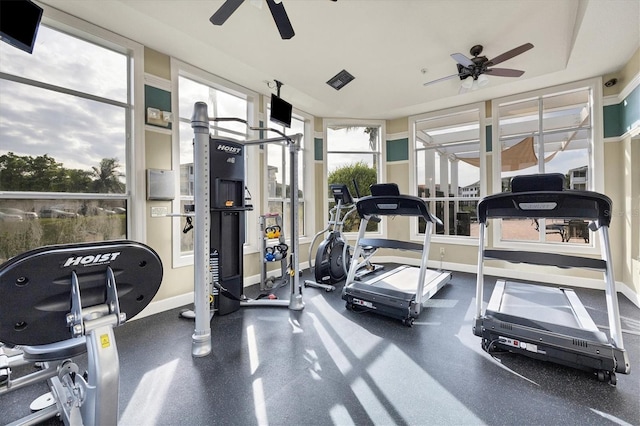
[
  {"left": 487, "top": 43, "right": 534, "bottom": 66},
  {"left": 485, "top": 68, "right": 525, "bottom": 77},
  {"left": 210, "top": 0, "right": 245, "bottom": 25},
  {"left": 266, "top": 0, "right": 295, "bottom": 39},
  {"left": 450, "top": 53, "right": 474, "bottom": 68},
  {"left": 423, "top": 73, "right": 463, "bottom": 86}
]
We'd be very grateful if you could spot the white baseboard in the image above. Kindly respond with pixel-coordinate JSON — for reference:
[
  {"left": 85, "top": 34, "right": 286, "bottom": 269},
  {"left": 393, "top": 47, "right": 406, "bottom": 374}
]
[
  {"left": 133, "top": 257, "right": 639, "bottom": 321},
  {"left": 380, "top": 255, "right": 640, "bottom": 308},
  {"left": 132, "top": 261, "right": 314, "bottom": 321},
  {"left": 619, "top": 282, "right": 640, "bottom": 308},
  {"left": 131, "top": 292, "right": 193, "bottom": 321}
]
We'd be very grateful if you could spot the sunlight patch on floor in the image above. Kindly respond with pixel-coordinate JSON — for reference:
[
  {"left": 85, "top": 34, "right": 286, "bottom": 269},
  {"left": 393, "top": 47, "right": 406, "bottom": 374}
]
[
  {"left": 590, "top": 408, "right": 634, "bottom": 426},
  {"left": 307, "top": 311, "right": 352, "bottom": 375},
  {"left": 310, "top": 294, "right": 483, "bottom": 425},
  {"left": 247, "top": 324, "right": 259, "bottom": 375},
  {"left": 120, "top": 358, "right": 179, "bottom": 426},
  {"left": 456, "top": 298, "right": 540, "bottom": 386},
  {"left": 329, "top": 404, "right": 356, "bottom": 425},
  {"left": 350, "top": 376, "right": 395, "bottom": 424},
  {"left": 367, "top": 345, "right": 482, "bottom": 424},
  {"left": 253, "top": 377, "right": 269, "bottom": 425},
  {"left": 310, "top": 294, "right": 383, "bottom": 360}
]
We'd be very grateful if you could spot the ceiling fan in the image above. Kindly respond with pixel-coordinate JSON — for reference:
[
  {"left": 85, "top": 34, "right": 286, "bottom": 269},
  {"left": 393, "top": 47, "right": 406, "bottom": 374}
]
[
  {"left": 423, "top": 43, "right": 534, "bottom": 87},
  {"left": 210, "top": 0, "right": 295, "bottom": 39}
]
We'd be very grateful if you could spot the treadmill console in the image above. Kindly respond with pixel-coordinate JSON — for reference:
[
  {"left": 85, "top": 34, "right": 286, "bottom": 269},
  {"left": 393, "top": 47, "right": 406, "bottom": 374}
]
[{"left": 329, "top": 184, "right": 353, "bottom": 204}]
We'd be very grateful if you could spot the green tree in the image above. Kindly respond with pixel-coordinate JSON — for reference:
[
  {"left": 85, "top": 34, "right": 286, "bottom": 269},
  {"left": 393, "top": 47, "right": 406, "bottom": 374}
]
[
  {"left": 346, "top": 126, "right": 379, "bottom": 169},
  {"left": 0, "top": 152, "right": 98, "bottom": 193},
  {"left": 65, "top": 169, "right": 93, "bottom": 193},
  {"left": 0, "top": 152, "right": 65, "bottom": 191},
  {"left": 328, "top": 161, "right": 377, "bottom": 232},
  {"left": 91, "top": 158, "right": 125, "bottom": 193},
  {"left": 328, "top": 161, "right": 377, "bottom": 198}
]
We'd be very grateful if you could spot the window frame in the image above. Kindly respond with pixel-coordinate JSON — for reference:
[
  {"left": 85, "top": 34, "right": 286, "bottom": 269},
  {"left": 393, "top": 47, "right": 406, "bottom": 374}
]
[
  {"left": 262, "top": 98, "right": 313, "bottom": 243},
  {"left": 490, "top": 78, "right": 604, "bottom": 255},
  {"left": 0, "top": 4, "right": 145, "bottom": 243},
  {"left": 170, "top": 59, "right": 259, "bottom": 268},
  {"left": 409, "top": 102, "right": 486, "bottom": 245},
  {"left": 323, "top": 118, "right": 386, "bottom": 238}
]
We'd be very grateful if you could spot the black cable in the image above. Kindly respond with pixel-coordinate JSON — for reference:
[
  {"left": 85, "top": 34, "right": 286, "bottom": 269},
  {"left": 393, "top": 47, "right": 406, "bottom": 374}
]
[{"left": 483, "top": 337, "right": 510, "bottom": 363}]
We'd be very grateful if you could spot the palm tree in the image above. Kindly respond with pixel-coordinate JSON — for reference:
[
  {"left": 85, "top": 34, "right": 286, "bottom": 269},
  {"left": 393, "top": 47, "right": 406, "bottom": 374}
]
[
  {"left": 346, "top": 126, "right": 379, "bottom": 170},
  {"left": 92, "top": 158, "right": 125, "bottom": 193}
]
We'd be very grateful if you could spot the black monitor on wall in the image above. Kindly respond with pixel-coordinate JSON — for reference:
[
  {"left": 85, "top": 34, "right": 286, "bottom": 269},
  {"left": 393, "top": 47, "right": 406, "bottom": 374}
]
[
  {"left": 270, "top": 95, "right": 292, "bottom": 128},
  {"left": 0, "top": 0, "right": 43, "bottom": 54}
]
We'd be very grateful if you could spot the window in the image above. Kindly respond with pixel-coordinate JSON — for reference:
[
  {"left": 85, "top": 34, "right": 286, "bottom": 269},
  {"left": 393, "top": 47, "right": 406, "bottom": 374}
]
[
  {"left": 172, "top": 62, "right": 257, "bottom": 265},
  {"left": 0, "top": 10, "right": 142, "bottom": 263},
  {"left": 493, "top": 81, "right": 598, "bottom": 246},
  {"left": 264, "top": 105, "right": 308, "bottom": 240},
  {"left": 324, "top": 120, "right": 384, "bottom": 233},
  {"left": 411, "top": 105, "right": 484, "bottom": 240}
]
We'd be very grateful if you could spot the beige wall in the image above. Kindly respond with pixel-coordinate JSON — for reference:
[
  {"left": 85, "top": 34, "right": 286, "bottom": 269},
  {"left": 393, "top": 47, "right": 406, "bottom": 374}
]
[
  {"left": 141, "top": 44, "right": 639, "bottom": 312},
  {"left": 603, "top": 47, "right": 639, "bottom": 97}
]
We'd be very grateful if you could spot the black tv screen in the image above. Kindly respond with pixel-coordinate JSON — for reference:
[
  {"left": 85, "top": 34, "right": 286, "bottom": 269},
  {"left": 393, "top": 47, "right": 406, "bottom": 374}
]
[
  {"left": 0, "top": 0, "right": 43, "bottom": 54},
  {"left": 270, "top": 95, "right": 292, "bottom": 128}
]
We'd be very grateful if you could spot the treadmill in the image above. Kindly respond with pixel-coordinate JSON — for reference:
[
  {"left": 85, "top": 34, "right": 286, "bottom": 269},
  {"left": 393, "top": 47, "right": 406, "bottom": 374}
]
[
  {"left": 473, "top": 174, "right": 630, "bottom": 384},
  {"left": 342, "top": 184, "right": 452, "bottom": 326}
]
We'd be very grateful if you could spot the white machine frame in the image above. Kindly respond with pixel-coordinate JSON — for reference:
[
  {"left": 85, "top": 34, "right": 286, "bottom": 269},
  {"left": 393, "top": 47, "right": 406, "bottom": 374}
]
[{"left": 190, "top": 101, "right": 304, "bottom": 358}]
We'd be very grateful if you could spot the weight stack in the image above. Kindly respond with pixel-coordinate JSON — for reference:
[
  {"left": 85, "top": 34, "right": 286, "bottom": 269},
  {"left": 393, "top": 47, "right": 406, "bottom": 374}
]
[{"left": 209, "top": 138, "right": 250, "bottom": 315}]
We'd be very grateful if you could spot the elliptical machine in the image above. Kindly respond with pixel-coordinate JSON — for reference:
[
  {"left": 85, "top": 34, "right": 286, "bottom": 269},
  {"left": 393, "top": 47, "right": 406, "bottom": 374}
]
[{"left": 305, "top": 183, "right": 382, "bottom": 291}]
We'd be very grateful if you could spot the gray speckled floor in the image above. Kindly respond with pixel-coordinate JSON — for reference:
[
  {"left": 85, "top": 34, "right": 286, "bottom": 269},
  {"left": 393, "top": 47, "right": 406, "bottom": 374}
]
[{"left": 1, "top": 271, "right": 639, "bottom": 425}]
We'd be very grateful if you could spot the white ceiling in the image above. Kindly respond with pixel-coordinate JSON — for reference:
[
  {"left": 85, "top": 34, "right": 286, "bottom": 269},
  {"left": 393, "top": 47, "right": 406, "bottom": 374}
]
[{"left": 40, "top": 0, "right": 639, "bottom": 120}]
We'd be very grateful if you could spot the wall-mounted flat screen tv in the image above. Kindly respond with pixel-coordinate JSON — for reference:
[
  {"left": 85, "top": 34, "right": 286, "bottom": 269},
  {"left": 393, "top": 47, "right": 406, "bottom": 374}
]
[
  {"left": 270, "top": 95, "right": 292, "bottom": 128},
  {"left": 0, "top": 0, "right": 43, "bottom": 54}
]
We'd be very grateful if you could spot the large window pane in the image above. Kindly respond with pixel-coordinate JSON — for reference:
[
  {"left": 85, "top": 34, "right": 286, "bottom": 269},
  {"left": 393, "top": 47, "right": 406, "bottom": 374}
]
[
  {"left": 497, "top": 86, "right": 593, "bottom": 245},
  {"left": 177, "top": 75, "right": 249, "bottom": 255},
  {"left": 414, "top": 108, "right": 481, "bottom": 237},
  {"left": 265, "top": 108, "right": 306, "bottom": 238},
  {"left": 0, "top": 18, "right": 133, "bottom": 260},
  {"left": 0, "top": 198, "right": 127, "bottom": 263},
  {"left": 326, "top": 124, "right": 381, "bottom": 233},
  {"left": 0, "top": 25, "right": 128, "bottom": 103},
  {"left": 1, "top": 80, "right": 127, "bottom": 193}
]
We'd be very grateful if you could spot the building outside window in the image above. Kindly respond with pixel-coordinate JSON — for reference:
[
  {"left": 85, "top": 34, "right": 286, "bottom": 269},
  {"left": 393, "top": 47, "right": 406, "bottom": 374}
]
[{"left": 0, "top": 13, "right": 142, "bottom": 263}]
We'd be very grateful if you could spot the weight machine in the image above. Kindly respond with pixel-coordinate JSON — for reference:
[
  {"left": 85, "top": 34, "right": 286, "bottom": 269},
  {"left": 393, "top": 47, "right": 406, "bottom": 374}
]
[
  {"left": 190, "top": 101, "right": 304, "bottom": 358},
  {"left": 0, "top": 240, "right": 162, "bottom": 425}
]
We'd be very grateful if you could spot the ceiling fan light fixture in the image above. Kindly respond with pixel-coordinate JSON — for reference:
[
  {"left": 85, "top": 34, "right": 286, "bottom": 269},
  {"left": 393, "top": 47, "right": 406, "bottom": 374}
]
[
  {"left": 477, "top": 74, "right": 489, "bottom": 87},
  {"left": 460, "top": 77, "right": 474, "bottom": 90}
]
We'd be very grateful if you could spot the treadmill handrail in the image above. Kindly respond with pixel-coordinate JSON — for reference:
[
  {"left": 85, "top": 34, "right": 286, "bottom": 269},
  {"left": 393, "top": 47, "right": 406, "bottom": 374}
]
[
  {"left": 356, "top": 195, "right": 439, "bottom": 223},
  {"left": 358, "top": 238, "right": 424, "bottom": 252},
  {"left": 484, "top": 249, "right": 607, "bottom": 270},
  {"left": 477, "top": 190, "right": 612, "bottom": 227}
]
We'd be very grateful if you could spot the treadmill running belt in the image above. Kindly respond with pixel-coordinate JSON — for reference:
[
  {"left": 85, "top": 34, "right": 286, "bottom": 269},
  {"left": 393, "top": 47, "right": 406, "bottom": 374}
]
[
  {"left": 487, "top": 281, "right": 610, "bottom": 345},
  {"left": 500, "top": 282, "right": 580, "bottom": 327}
]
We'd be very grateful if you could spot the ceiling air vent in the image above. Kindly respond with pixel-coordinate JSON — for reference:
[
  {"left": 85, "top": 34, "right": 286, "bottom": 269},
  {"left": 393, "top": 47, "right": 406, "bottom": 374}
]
[{"left": 327, "top": 69, "right": 355, "bottom": 90}]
